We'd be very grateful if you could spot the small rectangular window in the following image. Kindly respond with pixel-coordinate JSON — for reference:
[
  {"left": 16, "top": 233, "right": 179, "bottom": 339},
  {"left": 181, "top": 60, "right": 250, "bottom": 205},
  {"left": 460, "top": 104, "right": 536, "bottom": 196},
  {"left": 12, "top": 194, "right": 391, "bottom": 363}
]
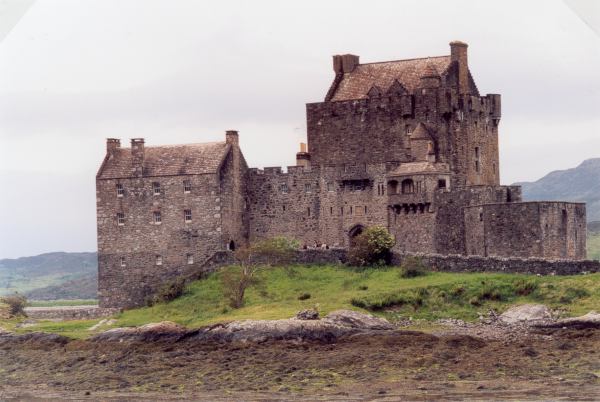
[
  {"left": 186, "top": 254, "right": 194, "bottom": 265},
  {"left": 279, "top": 183, "right": 288, "bottom": 193},
  {"left": 438, "top": 179, "right": 447, "bottom": 189},
  {"left": 282, "top": 204, "right": 286, "bottom": 212},
  {"left": 116, "top": 212, "right": 125, "bottom": 226},
  {"left": 307, "top": 207, "right": 311, "bottom": 216},
  {"left": 153, "top": 211, "right": 162, "bottom": 224},
  {"left": 304, "top": 183, "right": 312, "bottom": 193},
  {"left": 116, "top": 183, "right": 124, "bottom": 197},
  {"left": 327, "top": 182, "right": 334, "bottom": 192},
  {"left": 184, "top": 209, "right": 192, "bottom": 223},
  {"left": 119, "top": 256, "right": 126, "bottom": 267},
  {"left": 152, "top": 182, "right": 161, "bottom": 195},
  {"left": 155, "top": 255, "right": 163, "bottom": 266},
  {"left": 183, "top": 180, "right": 192, "bottom": 193}
]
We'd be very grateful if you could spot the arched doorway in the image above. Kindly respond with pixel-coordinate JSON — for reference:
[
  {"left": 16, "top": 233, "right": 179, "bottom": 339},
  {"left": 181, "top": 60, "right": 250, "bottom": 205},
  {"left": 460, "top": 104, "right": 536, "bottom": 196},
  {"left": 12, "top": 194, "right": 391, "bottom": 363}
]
[
  {"left": 228, "top": 240, "right": 236, "bottom": 251},
  {"left": 348, "top": 224, "right": 365, "bottom": 246}
]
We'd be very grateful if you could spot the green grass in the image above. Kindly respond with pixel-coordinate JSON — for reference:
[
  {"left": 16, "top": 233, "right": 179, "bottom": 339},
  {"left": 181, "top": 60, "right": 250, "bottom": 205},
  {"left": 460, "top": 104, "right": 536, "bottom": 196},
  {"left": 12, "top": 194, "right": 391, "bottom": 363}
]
[
  {"left": 588, "top": 232, "right": 600, "bottom": 261},
  {"left": 2, "top": 264, "right": 599, "bottom": 339}
]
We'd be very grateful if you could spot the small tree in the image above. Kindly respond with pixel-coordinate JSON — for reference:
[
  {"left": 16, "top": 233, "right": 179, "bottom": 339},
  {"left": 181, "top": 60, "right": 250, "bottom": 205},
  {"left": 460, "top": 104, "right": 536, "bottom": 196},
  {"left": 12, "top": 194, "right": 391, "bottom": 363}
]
[
  {"left": 222, "top": 237, "right": 298, "bottom": 308},
  {"left": 348, "top": 226, "right": 395, "bottom": 267},
  {"left": 0, "top": 293, "right": 28, "bottom": 318}
]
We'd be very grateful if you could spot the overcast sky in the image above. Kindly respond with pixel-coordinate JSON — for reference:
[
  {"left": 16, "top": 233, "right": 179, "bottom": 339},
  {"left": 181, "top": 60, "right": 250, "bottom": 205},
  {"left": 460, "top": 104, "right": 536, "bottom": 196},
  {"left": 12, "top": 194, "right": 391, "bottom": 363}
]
[{"left": 0, "top": 0, "right": 599, "bottom": 259}]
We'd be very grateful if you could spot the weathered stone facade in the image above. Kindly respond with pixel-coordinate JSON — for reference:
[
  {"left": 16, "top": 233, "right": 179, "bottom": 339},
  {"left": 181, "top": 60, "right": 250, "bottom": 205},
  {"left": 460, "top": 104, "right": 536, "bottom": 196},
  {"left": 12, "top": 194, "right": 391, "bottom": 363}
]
[{"left": 96, "top": 41, "right": 589, "bottom": 308}]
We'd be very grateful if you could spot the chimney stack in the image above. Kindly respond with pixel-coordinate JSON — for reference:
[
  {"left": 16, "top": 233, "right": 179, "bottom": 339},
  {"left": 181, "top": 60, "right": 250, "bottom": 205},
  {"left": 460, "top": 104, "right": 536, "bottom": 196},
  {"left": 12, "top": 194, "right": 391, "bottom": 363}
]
[
  {"left": 106, "top": 138, "right": 120, "bottom": 154},
  {"left": 130, "top": 138, "right": 145, "bottom": 177},
  {"left": 450, "top": 41, "right": 469, "bottom": 94},
  {"left": 333, "top": 54, "right": 359, "bottom": 74},
  {"left": 225, "top": 130, "right": 239, "bottom": 146},
  {"left": 296, "top": 142, "right": 311, "bottom": 169}
]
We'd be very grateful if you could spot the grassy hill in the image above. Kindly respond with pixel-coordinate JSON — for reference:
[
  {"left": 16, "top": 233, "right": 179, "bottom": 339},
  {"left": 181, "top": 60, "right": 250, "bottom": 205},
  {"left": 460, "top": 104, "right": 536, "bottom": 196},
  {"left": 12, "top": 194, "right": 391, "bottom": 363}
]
[
  {"left": 515, "top": 158, "right": 600, "bottom": 221},
  {"left": 0, "top": 252, "right": 97, "bottom": 298},
  {"left": 4, "top": 265, "right": 599, "bottom": 339}
]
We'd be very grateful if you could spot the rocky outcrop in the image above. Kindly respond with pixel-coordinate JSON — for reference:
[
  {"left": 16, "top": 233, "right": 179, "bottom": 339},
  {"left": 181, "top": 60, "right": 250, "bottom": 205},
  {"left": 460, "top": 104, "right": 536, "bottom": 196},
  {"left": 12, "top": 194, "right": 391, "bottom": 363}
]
[
  {"left": 0, "top": 331, "right": 70, "bottom": 349},
  {"left": 535, "top": 311, "right": 600, "bottom": 329},
  {"left": 92, "top": 310, "right": 395, "bottom": 344},
  {"left": 499, "top": 304, "right": 552, "bottom": 324}
]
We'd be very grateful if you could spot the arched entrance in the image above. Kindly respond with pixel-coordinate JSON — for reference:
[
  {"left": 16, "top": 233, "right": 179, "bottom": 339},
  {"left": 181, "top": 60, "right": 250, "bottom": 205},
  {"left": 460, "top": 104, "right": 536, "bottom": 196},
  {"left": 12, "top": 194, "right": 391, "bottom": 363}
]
[
  {"left": 228, "top": 240, "right": 236, "bottom": 251},
  {"left": 348, "top": 224, "right": 365, "bottom": 246}
]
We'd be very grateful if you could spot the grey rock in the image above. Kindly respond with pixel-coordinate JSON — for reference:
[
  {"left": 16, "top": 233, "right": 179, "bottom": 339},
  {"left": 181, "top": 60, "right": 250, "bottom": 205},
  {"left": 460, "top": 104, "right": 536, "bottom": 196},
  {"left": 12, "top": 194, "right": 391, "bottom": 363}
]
[
  {"left": 499, "top": 304, "right": 552, "bottom": 324},
  {"left": 296, "top": 309, "right": 319, "bottom": 320}
]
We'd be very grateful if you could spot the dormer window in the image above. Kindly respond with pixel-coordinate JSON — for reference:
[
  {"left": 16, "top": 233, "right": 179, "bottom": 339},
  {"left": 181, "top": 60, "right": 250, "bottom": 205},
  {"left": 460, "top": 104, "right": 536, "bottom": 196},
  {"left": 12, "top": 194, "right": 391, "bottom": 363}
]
[
  {"left": 116, "top": 183, "right": 124, "bottom": 197},
  {"left": 152, "top": 182, "right": 161, "bottom": 195}
]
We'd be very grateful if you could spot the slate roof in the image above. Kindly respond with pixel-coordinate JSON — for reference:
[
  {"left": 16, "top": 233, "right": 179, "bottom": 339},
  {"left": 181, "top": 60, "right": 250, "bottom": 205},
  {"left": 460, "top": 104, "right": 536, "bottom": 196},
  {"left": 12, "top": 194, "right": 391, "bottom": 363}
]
[
  {"left": 330, "top": 55, "right": 451, "bottom": 101},
  {"left": 97, "top": 142, "right": 231, "bottom": 179},
  {"left": 388, "top": 162, "right": 450, "bottom": 177}
]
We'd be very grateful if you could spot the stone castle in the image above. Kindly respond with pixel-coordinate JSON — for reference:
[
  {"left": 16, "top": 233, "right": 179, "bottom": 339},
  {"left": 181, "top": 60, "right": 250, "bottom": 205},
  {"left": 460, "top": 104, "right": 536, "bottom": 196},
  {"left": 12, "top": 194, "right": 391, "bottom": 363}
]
[{"left": 96, "top": 41, "right": 588, "bottom": 308}]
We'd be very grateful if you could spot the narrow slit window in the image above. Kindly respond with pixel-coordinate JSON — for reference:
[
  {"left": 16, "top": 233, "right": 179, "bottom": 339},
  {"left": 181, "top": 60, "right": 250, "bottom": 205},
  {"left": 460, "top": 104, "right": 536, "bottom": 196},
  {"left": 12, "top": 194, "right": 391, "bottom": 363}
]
[
  {"left": 116, "top": 212, "right": 125, "bottom": 226},
  {"left": 307, "top": 207, "right": 311, "bottom": 216},
  {"left": 183, "top": 180, "right": 192, "bottom": 193},
  {"left": 153, "top": 211, "right": 162, "bottom": 224},
  {"left": 184, "top": 209, "right": 192, "bottom": 223},
  {"left": 116, "top": 183, "right": 124, "bottom": 197}
]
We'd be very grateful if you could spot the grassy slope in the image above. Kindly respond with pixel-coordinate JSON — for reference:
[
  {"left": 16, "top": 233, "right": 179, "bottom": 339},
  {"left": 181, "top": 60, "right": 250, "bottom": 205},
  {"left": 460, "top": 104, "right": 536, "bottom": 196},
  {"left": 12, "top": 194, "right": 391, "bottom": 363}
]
[{"left": 4, "top": 265, "right": 599, "bottom": 339}]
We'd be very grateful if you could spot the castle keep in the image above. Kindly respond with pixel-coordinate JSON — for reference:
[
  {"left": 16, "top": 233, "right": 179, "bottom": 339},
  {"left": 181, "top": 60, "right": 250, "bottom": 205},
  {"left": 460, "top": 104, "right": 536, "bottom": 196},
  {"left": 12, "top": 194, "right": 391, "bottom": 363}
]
[{"left": 96, "top": 42, "right": 588, "bottom": 308}]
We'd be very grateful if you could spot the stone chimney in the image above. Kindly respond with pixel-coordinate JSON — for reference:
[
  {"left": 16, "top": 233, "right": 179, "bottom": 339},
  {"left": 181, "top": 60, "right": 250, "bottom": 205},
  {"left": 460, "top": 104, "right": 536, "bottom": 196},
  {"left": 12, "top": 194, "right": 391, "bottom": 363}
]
[
  {"left": 450, "top": 41, "right": 469, "bottom": 94},
  {"left": 225, "top": 130, "right": 239, "bottom": 146},
  {"left": 296, "top": 142, "right": 311, "bottom": 169},
  {"left": 130, "top": 138, "right": 145, "bottom": 177},
  {"left": 333, "top": 54, "right": 359, "bottom": 74},
  {"left": 106, "top": 138, "right": 120, "bottom": 154}
]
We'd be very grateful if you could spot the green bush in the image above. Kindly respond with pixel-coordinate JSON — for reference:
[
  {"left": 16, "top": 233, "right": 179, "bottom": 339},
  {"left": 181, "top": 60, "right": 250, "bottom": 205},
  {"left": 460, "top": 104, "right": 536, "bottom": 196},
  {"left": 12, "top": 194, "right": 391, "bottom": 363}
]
[
  {"left": 348, "top": 226, "right": 395, "bottom": 267},
  {"left": 147, "top": 278, "right": 187, "bottom": 306},
  {"left": 399, "top": 256, "right": 429, "bottom": 278},
  {"left": 0, "top": 293, "right": 28, "bottom": 317}
]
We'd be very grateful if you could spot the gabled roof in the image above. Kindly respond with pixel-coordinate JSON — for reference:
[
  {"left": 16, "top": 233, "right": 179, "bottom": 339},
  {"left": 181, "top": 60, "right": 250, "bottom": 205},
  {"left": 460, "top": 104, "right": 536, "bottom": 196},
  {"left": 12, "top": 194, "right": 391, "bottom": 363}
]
[
  {"left": 330, "top": 55, "right": 451, "bottom": 101},
  {"left": 410, "top": 122, "right": 433, "bottom": 141},
  {"left": 97, "top": 142, "right": 231, "bottom": 179}
]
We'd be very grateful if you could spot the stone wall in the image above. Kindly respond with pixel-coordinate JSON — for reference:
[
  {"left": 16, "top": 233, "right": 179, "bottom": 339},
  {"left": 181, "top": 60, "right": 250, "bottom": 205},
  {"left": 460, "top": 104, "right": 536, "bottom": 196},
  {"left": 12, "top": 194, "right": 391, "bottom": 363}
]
[
  {"left": 24, "top": 306, "right": 120, "bottom": 321},
  {"left": 464, "top": 202, "right": 587, "bottom": 259}
]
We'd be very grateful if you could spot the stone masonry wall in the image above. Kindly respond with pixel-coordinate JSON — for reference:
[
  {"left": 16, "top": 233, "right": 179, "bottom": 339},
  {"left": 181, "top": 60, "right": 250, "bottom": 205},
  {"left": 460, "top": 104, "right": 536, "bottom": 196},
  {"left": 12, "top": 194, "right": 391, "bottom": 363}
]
[{"left": 464, "top": 202, "right": 587, "bottom": 259}]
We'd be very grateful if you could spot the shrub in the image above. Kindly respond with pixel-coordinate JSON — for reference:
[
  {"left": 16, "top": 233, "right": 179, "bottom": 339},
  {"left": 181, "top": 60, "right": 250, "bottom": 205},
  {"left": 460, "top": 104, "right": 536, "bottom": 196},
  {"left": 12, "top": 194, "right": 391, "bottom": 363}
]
[
  {"left": 0, "top": 293, "right": 28, "bottom": 317},
  {"left": 221, "top": 265, "right": 261, "bottom": 309},
  {"left": 147, "top": 278, "right": 187, "bottom": 306},
  {"left": 348, "top": 226, "right": 395, "bottom": 267},
  {"left": 358, "top": 285, "right": 368, "bottom": 291},
  {"left": 298, "top": 292, "right": 311, "bottom": 300},
  {"left": 399, "top": 256, "right": 428, "bottom": 278}
]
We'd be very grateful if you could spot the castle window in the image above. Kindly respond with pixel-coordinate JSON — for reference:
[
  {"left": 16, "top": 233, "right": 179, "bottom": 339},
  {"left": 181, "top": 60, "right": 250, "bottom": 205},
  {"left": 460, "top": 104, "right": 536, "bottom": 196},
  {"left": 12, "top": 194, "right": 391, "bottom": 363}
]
[
  {"left": 183, "top": 180, "right": 192, "bottom": 193},
  {"left": 153, "top": 211, "right": 162, "bottom": 224},
  {"left": 116, "top": 212, "right": 125, "bottom": 226},
  {"left": 330, "top": 206, "right": 333, "bottom": 215},
  {"left": 341, "top": 206, "right": 344, "bottom": 216},
  {"left": 307, "top": 207, "right": 311, "bottom": 216},
  {"left": 186, "top": 254, "right": 194, "bottom": 265},
  {"left": 377, "top": 182, "right": 385, "bottom": 196},
  {"left": 184, "top": 209, "right": 192, "bottom": 223},
  {"left": 119, "top": 256, "right": 126, "bottom": 267},
  {"left": 327, "top": 182, "right": 334, "bottom": 192},
  {"left": 305, "top": 183, "right": 312, "bottom": 193},
  {"left": 282, "top": 204, "right": 286, "bottom": 212},
  {"left": 474, "top": 147, "right": 481, "bottom": 173},
  {"left": 155, "top": 255, "right": 163, "bottom": 266},
  {"left": 387, "top": 180, "right": 399, "bottom": 195},
  {"left": 116, "top": 183, "right": 124, "bottom": 197},
  {"left": 492, "top": 163, "right": 496, "bottom": 175},
  {"left": 279, "top": 183, "right": 289, "bottom": 193},
  {"left": 152, "top": 182, "right": 161, "bottom": 195},
  {"left": 364, "top": 206, "right": 368, "bottom": 214},
  {"left": 350, "top": 206, "right": 353, "bottom": 215},
  {"left": 438, "top": 179, "right": 447, "bottom": 190},
  {"left": 401, "top": 179, "right": 414, "bottom": 194}
]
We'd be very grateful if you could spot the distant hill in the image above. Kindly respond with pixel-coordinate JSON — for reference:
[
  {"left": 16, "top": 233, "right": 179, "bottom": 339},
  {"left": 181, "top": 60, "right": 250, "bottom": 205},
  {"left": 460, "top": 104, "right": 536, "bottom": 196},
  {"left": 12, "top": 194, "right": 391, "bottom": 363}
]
[
  {"left": 514, "top": 158, "right": 600, "bottom": 222},
  {"left": 0, "top": 252, "right": 97, "bottom": 299}
]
